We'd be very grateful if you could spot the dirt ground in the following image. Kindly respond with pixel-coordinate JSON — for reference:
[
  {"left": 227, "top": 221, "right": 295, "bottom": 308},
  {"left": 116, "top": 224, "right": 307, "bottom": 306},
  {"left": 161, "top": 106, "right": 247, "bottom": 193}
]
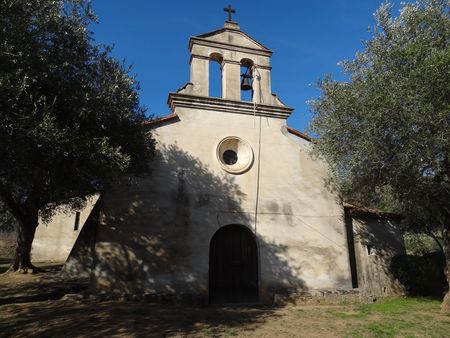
[{"left": 0, "top": 261, "right": 449, "bottom": 338}]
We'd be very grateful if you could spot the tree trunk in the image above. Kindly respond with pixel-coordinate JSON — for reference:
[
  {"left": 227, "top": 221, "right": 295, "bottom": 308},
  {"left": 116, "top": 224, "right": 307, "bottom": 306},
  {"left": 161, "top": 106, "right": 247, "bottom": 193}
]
[
  {"left": 441, "top": 226, "right": 450, "bottom": 314},
  {"left": 8, "top": 213, "right": 39, "bottom": 273}
]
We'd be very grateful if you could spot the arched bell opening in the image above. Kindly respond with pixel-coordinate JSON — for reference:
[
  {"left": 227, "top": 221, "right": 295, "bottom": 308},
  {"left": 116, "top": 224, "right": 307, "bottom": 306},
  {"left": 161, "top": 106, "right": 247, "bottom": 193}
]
[
  {"left": 240, "top": 58, "right": 254, "bottom": 102},
  {"left": 209, "top": 224, "right": 259, "bottom": 304},
  {"left": 209, "top": 52, "right": 223, "bottom": 98}
]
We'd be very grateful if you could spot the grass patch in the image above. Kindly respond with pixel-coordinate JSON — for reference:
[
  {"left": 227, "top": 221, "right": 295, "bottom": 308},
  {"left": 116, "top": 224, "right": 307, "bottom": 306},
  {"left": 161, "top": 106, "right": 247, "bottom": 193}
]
[
  {"left": 0, "top": 280, "right": 448, "bottom": 338},
  {"left": 344, "top": 298, "right": 450, "bottom": 338},
  {"left": 364, "top": 318, "right": 414, "bottom": 338},
  {"left": 358, "top": 297, "right": 439, "bottom": 315}
]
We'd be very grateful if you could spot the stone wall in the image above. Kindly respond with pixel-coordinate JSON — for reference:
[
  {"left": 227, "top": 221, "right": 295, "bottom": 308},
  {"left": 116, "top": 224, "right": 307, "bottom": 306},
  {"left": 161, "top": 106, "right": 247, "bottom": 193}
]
[{"left": 349, "top": 215, "right": 405, "bottom": 296}]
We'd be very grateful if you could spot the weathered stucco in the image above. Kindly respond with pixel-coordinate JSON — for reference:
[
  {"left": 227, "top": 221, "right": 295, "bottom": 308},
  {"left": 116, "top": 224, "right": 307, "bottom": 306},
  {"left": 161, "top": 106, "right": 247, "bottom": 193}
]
[
  {"left": 88, "top": 20, "right": 357, "bottom": 303},
  {"left": 92, "top": 109, "right": 353, "bottom": 302},
  {"left": 185, "top": 20, "right": 280, "bottom": 106},
  {"left": 32, "top": 196, "right": 98, "bottom": 262},
  {"left": 30, "top": 18, "right": 405, "bottom": 304},
  {"left": 351, "top": 216, "right": 405, "bottom": 296}
]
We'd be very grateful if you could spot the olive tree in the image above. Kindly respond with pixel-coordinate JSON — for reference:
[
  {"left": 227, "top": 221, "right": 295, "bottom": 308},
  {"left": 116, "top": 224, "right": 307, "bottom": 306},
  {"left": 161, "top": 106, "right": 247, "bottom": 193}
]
[
  {"left": 0, "top": 0, "right": 155, "bottom": 271},
  {"left": 309, "top": 0, "right": 450, "bottom": 312}
]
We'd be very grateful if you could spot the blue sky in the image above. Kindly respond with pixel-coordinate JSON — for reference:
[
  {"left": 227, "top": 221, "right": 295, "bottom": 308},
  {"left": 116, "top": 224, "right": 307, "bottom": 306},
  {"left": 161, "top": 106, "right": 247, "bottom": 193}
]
[{"left": 90, "top": 1, "right": 408, "bottom": 132}]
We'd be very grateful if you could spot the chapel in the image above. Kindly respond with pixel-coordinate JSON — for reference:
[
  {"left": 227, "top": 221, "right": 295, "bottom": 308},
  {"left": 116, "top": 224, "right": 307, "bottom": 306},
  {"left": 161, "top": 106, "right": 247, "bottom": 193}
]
[{"left": 31, "top": 9, "right": 405, "bottom": 304}]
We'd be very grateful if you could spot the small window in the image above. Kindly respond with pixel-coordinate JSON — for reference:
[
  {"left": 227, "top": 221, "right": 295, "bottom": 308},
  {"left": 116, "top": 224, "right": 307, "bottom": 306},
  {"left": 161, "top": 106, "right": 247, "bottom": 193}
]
[
  {"left": 366, "top": 244, "right": 376, "bottom": 256},
  {"left": 74, "top": 211, "right": 80, "bottom": 231}
]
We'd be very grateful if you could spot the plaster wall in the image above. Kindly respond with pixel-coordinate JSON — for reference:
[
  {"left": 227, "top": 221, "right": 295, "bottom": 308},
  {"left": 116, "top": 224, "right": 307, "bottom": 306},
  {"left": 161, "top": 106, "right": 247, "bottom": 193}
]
[
  {"left": 189, "top": 40, "right": 276, "bottom": 105},
  {"left": 222, "top": 61, "right": 241, "bottom": 100},
  {"left": 32, "top": 196, "right": 99, "bottom": 262},
  {"left": 190, "top": 56, "right": 209, "bottom": 96},
  {"left": 92, "top": 107, "right": 353, "bottom": 302},
  {"left": 190, "top": 44, "right": 270, "bottom": 67},
  {"left": 203, "top": 29, "right": 268, "bottom": 51},
  {"left": 352, "top": 217, "right": 405, "bottom": 296}
]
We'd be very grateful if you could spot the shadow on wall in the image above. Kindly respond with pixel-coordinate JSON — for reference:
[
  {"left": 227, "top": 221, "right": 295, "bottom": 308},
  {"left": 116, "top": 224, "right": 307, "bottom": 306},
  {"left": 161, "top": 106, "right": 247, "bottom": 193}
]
[
  {"left": 352, "top": 216, "right": 404, "bottom": 257},
  {"left": 72, "top": 143, "right": 306, "bottom": 302},
  {"left": 63, "top": 199, "right": 102, "bottom": 278},
  {"left": 348, "top": 213, "right": 406, "bottom": 296}
]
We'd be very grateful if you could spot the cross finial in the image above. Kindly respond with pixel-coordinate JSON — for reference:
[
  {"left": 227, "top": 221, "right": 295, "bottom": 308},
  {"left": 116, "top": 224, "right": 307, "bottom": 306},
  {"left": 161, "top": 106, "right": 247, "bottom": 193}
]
[{"left": 224, "top": 4, "right": 236, "bottom": 22}]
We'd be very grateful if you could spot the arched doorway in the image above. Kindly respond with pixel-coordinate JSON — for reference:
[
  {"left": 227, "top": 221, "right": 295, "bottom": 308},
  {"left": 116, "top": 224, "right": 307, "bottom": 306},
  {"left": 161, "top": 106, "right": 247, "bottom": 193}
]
[{"left": 209, "top": 224, "right": 258, "bottom": 303}]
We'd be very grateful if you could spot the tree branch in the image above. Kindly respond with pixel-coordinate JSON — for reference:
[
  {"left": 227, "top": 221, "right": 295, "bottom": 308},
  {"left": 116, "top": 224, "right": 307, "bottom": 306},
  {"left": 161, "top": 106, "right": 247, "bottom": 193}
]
[{"left": 425, "top": 224, "right": 445, "bottom": 256}]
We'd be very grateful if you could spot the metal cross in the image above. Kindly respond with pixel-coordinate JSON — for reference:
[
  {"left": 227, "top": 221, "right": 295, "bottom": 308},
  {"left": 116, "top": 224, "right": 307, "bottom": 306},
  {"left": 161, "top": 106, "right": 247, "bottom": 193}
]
[{"left": 224, "top": 5, "right": 236, "bottom": 21}]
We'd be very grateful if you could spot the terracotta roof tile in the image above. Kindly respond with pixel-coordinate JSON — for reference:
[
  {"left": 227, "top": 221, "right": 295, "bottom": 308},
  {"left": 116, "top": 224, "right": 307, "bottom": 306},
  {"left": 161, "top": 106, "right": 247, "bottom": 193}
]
[
  {"left": 143, "top": 113, "right": 179, "bottom": 125},
  {"left": 344, "top": 203, "right": 402, "bottom": 220},
  {"left": 287, "top": 127, "right": 312, "bottom": 142}
]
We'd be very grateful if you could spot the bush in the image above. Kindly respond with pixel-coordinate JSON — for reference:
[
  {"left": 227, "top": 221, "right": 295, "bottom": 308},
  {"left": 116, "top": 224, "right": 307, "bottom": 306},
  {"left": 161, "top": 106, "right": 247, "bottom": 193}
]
[{"left": 391, "top": 252, "right": 447, "bottom": 298}]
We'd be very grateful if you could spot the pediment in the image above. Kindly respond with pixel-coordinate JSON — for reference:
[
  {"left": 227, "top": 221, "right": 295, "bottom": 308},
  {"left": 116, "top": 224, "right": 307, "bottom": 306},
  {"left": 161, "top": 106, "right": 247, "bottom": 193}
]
[{"left": 195, "top": 28, "right": 270, "bottom": 52}]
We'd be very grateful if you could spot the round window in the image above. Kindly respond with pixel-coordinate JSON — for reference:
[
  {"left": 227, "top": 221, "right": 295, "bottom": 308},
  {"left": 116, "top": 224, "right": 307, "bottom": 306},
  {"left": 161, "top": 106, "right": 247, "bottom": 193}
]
[{"left": 216, "top": 137, "right": 253, "bottom": 174}]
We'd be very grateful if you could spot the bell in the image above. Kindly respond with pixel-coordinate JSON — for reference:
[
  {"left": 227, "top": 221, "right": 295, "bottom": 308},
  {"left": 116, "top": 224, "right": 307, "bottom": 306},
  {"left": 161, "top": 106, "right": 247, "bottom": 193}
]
[{"left": 241, "top": 74, "right": 253, "bottom": 91}]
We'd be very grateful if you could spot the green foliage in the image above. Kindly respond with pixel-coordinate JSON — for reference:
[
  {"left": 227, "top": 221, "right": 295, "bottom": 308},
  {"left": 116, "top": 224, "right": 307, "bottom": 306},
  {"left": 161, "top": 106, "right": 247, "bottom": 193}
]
[
  {"left": 404, "top": 231, "right": 442, "bottom": 254},
  {"left": 0, "top": 0, "right": 155, "bottom": 222},
  {"left": 309, "top": 0, "right": 450, "bottom": 234}
]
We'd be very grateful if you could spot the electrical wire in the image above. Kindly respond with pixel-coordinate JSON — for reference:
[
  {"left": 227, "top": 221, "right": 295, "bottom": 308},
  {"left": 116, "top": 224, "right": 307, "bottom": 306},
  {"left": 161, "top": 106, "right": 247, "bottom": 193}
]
[{"left": 253, "top": 64, "right": 263, "bottom": 235}]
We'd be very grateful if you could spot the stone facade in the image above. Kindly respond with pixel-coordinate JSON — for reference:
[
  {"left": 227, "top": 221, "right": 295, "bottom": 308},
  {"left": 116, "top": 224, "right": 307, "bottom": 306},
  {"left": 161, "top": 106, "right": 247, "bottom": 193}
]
[{"left": 31, "top": 19, "right": 405, "bottom": 304}]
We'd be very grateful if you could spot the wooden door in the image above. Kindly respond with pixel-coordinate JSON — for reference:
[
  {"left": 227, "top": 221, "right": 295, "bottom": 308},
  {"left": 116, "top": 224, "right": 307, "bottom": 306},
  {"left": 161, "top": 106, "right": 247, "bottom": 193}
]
[{"left": 209, "top": 225, "right": 258, "bottom": 304}]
